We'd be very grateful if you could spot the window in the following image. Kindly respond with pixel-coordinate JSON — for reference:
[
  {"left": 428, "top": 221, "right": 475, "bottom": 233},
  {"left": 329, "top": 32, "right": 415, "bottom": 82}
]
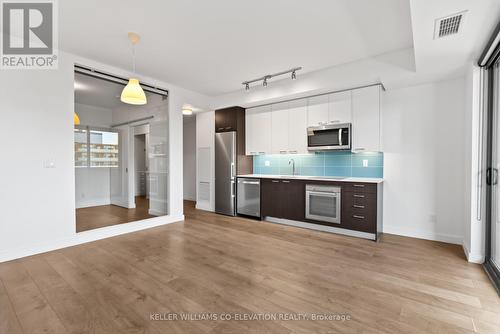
[
  {"left": 74, "top": 127, "right": 119, "bottom": 168},
  {"left": 74, "top": 128, "right": 88, "bottom": 167}
]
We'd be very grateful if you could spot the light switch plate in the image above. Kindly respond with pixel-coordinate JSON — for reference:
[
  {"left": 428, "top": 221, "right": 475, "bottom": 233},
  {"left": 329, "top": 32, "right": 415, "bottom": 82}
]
[
  {"left": 43, "top": 159, "right": 56, "bottom": 168},
  {"left": 362, "top": 159, "right": 368, "bottom": 167}
]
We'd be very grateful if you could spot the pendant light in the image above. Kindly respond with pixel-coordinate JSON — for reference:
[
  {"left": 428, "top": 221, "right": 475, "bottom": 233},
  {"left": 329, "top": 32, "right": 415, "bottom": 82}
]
[
  {"left": 121, "top": 32, "right": 147, "bottom": 105},
  {"left": 74, "top": 112, "right": 80, "bottom": 125}
]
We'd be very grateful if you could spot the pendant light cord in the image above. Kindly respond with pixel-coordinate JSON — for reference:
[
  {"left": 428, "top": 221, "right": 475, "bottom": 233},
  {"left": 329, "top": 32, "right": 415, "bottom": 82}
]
[{"left": 132, "top": 43, "right": 136, "bottom": 74}]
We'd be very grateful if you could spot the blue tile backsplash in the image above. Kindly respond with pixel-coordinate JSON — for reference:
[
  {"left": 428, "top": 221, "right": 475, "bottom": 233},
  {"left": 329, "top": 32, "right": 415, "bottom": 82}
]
[{"left": 253, "top": 151, "right": 383, "bottom": 178}]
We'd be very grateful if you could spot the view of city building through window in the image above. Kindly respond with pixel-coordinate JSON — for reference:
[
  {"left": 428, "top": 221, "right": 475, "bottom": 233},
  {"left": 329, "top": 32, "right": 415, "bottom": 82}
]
[{"left": 74, "top": 127, "right": 119, "bottom": 167}]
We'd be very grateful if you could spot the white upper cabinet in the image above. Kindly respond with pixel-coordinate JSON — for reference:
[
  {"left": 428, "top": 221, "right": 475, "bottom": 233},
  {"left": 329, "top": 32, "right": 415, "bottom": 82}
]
[
  {"left": 246, "top": 105, "right": 272, "bottom": 155},
  {"left": 351, "top": 85, "right": 380, "bottom": 152},
  {"left": 328, "top": 91, "right": 352, "bottom": 124},
  {"left": 287, "top": 99, "right": 308, "bottom": 154},
  {"left": 307, "top": 95, "right": 329, "bottom": 126},
  {"left": 271, "top": 102, "right": 290, "bottom": 154},
  {"left": 245, "top": 84, "right": 382, "bottom": 155}
]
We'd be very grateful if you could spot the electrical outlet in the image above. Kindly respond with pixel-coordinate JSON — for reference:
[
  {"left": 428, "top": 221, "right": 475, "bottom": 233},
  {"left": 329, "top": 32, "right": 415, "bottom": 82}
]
[
  {"left": 362, "top": 159, "right": 368, "bottom": 167},
  {"left": 265, "top": 160, "right": 270, "bottom": 166}
]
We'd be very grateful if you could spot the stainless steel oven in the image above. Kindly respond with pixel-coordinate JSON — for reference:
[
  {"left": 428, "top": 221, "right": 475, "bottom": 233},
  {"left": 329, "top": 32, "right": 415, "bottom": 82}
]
[
  {"left": 307, "top": 123, "right": 351, "bottom": 151},
  {"left": 305, "top": 184, "right": 341, "bottom": 224}
]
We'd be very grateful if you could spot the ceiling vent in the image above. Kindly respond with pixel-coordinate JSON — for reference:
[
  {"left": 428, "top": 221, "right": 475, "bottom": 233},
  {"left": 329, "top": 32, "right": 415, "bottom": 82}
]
[{"left": 434, "top": 11, "right": 467, "bottom": 39}]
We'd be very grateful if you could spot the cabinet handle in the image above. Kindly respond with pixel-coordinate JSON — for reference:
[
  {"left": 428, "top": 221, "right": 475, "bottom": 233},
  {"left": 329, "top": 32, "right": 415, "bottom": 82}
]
[
  {"left": 329, "top": 120, "right": 340, "bottom": 124},
  {"left": 289, "top": 150, "right": 298, "bottom": 154},
  {"left": 353, "top": 205, "right": 365, "bottom": 209},
  {"left": 353, "top": 184, "right": 365, "bottom": 188},
  {"left": 272, "top": 180, "right": 280, "bottom": 183},
  {"left": 225, "top": 127, "right": 232, "bottom": 130},
  {"left": 250, "top": 151, "right": 257, "bottom": 155},
  {"left": 282, "top": 180, "right": 290, "bottom": 183},
  {"left": 279, "top": 150, "right": 287, "bottom": 154},
  {"left": 353, "top": 215, "right": 365, "bottom": 219},
  {"left": 353, "top": 194, "right": 365, "bottom": 198},
  {"left": 259, "top": 152, "right": 266, "bottom": 155},
  {"left": 217, "top": 127, "right": 224, "bottom": 130},
  {"left": 354, "top": 148, "right": 365, "bottom": 151}
]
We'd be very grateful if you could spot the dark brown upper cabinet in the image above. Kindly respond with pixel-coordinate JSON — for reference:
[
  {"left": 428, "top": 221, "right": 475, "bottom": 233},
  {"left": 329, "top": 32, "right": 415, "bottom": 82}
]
[
  {"left": 215, "top": 107, "right": 241, "bottom": 132},
  {"left": 215, "top": 106, "right": 253, "bottom": 174}
]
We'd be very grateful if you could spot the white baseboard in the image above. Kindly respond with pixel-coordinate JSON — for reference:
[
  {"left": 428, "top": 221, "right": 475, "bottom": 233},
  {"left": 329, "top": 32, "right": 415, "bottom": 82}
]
[
  {"left": 149, "top": 209, "right": 167, "bottom": 216},
  {"left": 383, "top": 225, "right": 462, "bottom": 245},
  {"left": 462, "top": 242, "right": 485, "bottom": 264},
  {"left": 266, "top": 217, "right": 376, "bottom": 240},
  {"left": 76, "top": 198, "right": 111, "bottom": 209},
  {"left": 0, "top": 215, "right": 184, "bottom": 263},
  {"left": 195, "top": 202, "right": 213, "bottom": 212}
]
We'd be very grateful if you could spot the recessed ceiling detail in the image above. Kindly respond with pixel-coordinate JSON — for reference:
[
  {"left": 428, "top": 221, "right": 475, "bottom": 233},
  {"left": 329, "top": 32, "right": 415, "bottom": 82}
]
[{"left": 434, "top": 11, "right": 467, "bottom": 39}]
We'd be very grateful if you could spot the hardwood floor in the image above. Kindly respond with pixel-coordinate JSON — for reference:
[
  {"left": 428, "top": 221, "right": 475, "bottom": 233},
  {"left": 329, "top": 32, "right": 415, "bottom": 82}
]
[
  {"left": 1, "top": 201, "right": 499, "bottom": 333},
  {"left": 76, "top": 196, "right": 155, "bottom": 232}
]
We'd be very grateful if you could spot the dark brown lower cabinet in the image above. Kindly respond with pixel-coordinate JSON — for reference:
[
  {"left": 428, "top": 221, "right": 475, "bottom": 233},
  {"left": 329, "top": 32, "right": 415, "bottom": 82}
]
[
  {"left": 260, "top": 178, "right": 383, "bottom": 241},
  {"left": 261, "top": 179, "right": 304, "bottom": 221}
]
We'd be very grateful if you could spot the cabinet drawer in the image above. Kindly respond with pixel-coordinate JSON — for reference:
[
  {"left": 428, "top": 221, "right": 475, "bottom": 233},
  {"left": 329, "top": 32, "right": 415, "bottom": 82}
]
[
  {"left": 341, "top": 207, "right": 376, "bottom": 233},
  {"left": 343, "top": 183, "right": 377, "bottom": 194},
  {"left": 343, "top": 191, "right": 376, "bottom": 206}
]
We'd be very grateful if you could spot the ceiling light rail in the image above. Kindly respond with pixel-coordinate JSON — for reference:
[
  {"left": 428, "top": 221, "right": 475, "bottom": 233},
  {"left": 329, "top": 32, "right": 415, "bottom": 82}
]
[
  {"left": 74, "top": 64, "right": 169, "bottom": 97},
  {"left": 242, "top": 67, "right": 302, "bottom": 90}
]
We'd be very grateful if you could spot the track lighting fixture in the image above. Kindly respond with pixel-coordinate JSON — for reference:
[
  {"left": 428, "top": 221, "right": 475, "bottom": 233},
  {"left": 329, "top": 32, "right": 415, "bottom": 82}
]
[{"left": 242, "top": 67, "right": 302, "bottom": 91}]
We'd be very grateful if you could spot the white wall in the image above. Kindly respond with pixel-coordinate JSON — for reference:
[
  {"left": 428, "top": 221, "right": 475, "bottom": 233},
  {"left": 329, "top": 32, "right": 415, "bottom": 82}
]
[
  {"left": 381, "top": 77, "right": 466, "bottom": 244},
  {"left": 463, "top": 64, "right": 486, "bottom": 263},
  {"left": 74, "top": 103, "right": 114, "bottom": 208},
  {"left": 75, "top": 103, "right": 113, "bottom": 127},
  {"left": 0, "top": 51, "right": 211, "bottom": 262},
  {"left": 183, "top": 117, "right": 196, "bottom": 201}
]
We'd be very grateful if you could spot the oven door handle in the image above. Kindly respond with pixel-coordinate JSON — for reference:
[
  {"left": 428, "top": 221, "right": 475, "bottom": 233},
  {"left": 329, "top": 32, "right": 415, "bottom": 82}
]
[{"left": 307, "top": 191, "right": 339, "bottom": 197}]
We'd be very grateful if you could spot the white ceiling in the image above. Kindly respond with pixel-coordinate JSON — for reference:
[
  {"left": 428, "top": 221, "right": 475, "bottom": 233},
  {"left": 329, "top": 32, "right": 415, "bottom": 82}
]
[{"left": 60, "top": 0, "right": 413, "bottom": 96}]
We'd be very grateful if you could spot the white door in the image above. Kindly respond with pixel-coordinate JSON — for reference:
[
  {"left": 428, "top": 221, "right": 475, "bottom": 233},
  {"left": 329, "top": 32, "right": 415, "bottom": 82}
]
[
  {"left": 288, "top": 99, "right": 308, "bottom": 154},
  {"left": 271, "top": 102, "right": 289, "bottom": 154},
  {"left": 329, "top": 91, "right": 352, "bottom": 124},
  {"left": 351, "top": 86, "right": 380, "bottom": 152},
  {"left": 246, "top": 105, "right": 272, "bottom": 155},
  {"left": 307, "top": 95, "right": 329, "bottom": 126},
  {"left": 110, "top": 126, "right": 129, "bottom": 208}
]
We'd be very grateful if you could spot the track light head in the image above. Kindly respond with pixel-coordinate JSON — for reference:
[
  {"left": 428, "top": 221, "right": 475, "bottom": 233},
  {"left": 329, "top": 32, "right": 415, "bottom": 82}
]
[
  {"left": 263, "top": 77, "right": 268, "bottom": 87},
  {"left": 291, "top": 71, "right": 297, "bottom": 80},
  {"left": 245, "top": 83, "right": 250, "bottom": 91}
]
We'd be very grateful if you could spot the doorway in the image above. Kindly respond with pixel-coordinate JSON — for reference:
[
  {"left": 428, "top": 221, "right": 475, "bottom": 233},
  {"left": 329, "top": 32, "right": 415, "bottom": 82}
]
[{"left": 74, "top": 67, "right": 169, "bottom": 232}]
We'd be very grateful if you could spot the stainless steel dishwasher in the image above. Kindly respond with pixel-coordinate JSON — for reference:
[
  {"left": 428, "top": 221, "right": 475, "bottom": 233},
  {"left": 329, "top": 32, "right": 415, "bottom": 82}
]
[{"left": 237, "top": 178, "right": 261, "bottom": 218}]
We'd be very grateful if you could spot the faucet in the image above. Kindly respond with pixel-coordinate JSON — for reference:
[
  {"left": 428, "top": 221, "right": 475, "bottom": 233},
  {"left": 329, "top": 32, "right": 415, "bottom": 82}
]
[{"left": 288, "top": 158, "right": 296, "bottom": 176}]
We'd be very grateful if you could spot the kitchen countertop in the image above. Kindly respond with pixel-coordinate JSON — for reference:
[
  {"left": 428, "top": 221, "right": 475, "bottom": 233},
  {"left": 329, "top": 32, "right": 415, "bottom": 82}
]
[{"left": 237, "top": 174, "right": 384, "bottom": 184}]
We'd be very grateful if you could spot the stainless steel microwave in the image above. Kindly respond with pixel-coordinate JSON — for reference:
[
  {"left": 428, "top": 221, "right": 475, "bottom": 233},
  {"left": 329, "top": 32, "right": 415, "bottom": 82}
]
[{"left": 307, "top": 123, "right": 351, "bottom": 151}]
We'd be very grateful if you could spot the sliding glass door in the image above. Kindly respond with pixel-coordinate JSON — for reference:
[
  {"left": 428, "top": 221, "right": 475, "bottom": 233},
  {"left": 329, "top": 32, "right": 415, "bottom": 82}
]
[{"left": 486, "top": 61, "right": 500, "bottom": 290}]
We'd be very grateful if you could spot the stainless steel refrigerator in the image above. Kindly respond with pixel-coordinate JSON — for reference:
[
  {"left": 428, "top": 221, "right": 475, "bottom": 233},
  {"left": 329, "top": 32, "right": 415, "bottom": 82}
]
[{"left": 215, "top": 131, "right": 236, "bottom": 216}]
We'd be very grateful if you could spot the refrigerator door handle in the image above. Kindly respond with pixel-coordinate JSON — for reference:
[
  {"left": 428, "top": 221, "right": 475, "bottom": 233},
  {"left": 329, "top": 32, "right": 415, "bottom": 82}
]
[
  {"left": 231, "top": 180, "right": 235, "bottom": 198},
  {"left": 231, "top": 162, "right": 235, "bottom": 179}
]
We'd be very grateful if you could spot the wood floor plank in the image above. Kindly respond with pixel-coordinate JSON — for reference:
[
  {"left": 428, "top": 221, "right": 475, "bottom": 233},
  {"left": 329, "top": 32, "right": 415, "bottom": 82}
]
[
  {"left": 0, "top": 278, "right": 24, "bottom": 334},
  {"left": 0, "top": 261, "right": 68, "bottom": 334},
  {"left": 0, "top": 200, "right": 498, "bottom": 334}
]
